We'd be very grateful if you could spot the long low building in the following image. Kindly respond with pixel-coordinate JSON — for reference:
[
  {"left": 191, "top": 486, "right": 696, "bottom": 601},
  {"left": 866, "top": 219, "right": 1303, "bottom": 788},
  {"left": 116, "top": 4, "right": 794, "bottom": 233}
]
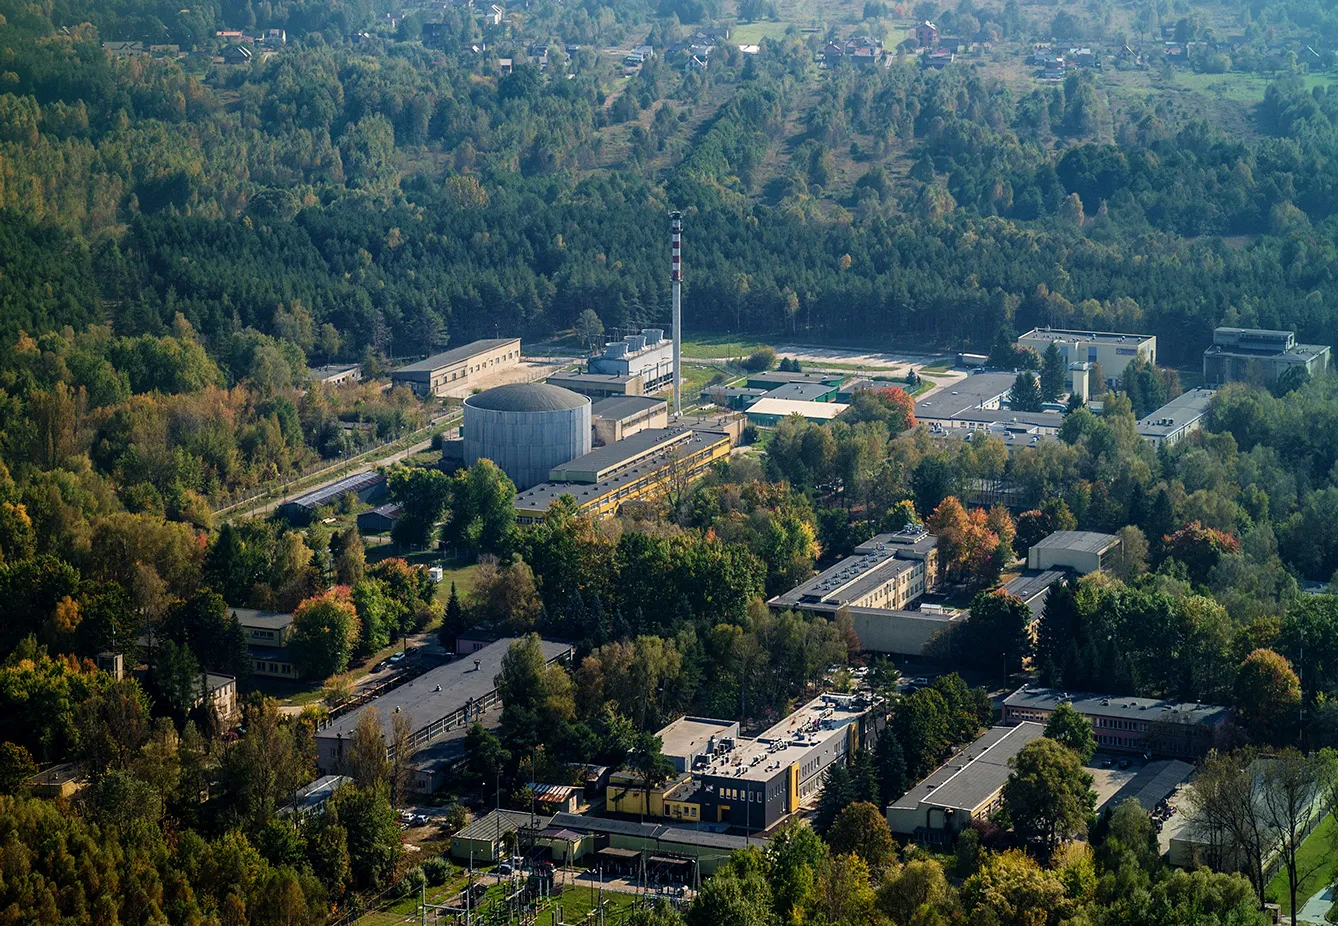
[
  {"left": 277, "top": 470, "right": 386, "bottom": 524},
  {"left": 1026, "top": 530, "right": 1121, "bottom": 574},
  {"left": 314, "top": 638, "right": 572, "bottom": 773},
  {"left": 745, "top": 397, "right": 849, "bottom": 426},
  {"left": 513, "top": 427, "right": 731, "bottom": 523},
  {"left": 391, "top": 338, "right": 521, "bottom": 397},
  {"left": 547, "top": 371, "right": 645, "bottom": 398},
  {"left": 913, "top": 372, "right": 1014, "bottom": 423},
  {"left": 592, "top": 396, "right": 669, "bottom": 445},
  {"left": 1002, "top": 685, "right": 1231, "bottom": 759},
  {"left": 1136, "top": 387, "right": 1216, "bottom": 447},
  {"left": 887, "top": 723, "right": 1045, "bottom": 843},
  {"left": 770, "top": 528, "right": 938, "bottom": 613}
]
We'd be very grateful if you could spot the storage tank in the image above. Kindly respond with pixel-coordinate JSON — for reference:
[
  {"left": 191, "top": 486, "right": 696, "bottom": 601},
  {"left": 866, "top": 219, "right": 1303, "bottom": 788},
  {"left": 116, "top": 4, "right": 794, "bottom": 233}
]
[{"left": 462, "top": 383, "right": 592, "bottom": 490}]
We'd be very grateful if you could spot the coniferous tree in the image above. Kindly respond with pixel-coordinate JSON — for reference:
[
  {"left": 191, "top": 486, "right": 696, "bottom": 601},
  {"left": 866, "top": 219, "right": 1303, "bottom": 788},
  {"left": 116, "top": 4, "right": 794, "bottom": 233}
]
[
  {"left": 1008, "top": 371, "right": 1044, "bottom": 412},
  {"left": 814, "top": 760, "right": 856, "bottom": 831},
  {"left": 1040, "top": 342, "right": 1067, "bottom": 401}
]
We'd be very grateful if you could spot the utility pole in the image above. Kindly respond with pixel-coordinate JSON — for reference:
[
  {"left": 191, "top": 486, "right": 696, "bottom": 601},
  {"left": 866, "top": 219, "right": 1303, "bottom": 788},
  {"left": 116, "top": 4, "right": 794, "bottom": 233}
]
[{"left": 670, "top": 211, "right": 683, "bottom": 417}]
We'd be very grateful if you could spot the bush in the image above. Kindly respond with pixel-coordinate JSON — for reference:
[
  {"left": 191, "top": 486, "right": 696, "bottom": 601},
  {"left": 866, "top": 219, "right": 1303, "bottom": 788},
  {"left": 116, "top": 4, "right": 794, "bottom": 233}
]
[
  {"left": 440, "top": 804, "right": 467, "bottom": 833},
  {"left": 423, "top": 856, "right": 452, "bottom": 886},
  {"left": 399, "top": 866, "right": 427, "bottom": 897},
  {"left": 743, "top": 347, "right": 777, "bottom": 372}
]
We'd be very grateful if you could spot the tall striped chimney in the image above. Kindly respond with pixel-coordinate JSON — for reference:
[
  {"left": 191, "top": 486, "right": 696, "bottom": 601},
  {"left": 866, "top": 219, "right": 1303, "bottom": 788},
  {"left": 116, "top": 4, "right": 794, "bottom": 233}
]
[{"left": 670, "top": 211, "right": 683, "bottom": 417}]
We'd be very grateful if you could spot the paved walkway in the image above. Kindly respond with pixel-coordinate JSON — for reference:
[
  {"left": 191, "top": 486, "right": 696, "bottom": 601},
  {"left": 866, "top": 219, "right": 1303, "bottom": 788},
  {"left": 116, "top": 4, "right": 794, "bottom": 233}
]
[{"left": 1298, "top": 887, "right": 1334, "bottom": 924}]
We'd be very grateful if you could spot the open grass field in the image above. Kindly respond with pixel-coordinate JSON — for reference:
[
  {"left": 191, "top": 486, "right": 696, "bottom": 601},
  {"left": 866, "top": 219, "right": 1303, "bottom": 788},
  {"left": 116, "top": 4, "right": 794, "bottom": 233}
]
[
  {"left": 731, "top": 21, "right": 794, "bottom": 44},
  {"left": 1266, "top": 812, "right": 1338, "bottom": 916}
]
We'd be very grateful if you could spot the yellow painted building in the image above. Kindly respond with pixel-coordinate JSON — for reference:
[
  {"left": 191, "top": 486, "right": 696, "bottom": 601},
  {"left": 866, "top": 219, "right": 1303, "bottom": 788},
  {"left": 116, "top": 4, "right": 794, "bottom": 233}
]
[{"left": 514, "top": 428, "right": 731, "bottom": 524}]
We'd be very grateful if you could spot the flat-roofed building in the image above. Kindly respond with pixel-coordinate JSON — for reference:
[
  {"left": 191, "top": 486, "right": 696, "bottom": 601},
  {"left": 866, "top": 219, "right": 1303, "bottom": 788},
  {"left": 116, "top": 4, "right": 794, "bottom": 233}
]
[
  {"left": 745, "top": 371, "right": 847, "bottom": 390},
  {"left": 314, "top": 638, "right": 572, "bottom": 773},
  {"left": 746, "top": 397, "right": 849, "bottom": 426},
  {"left": 1027, "top": 530, "right": 1121, "bottom": 574},
  {"left": 1002, "top": 685, "right": 1231, "bottom": 758},
  {"left": 771, "top": 528, "right": 939, "bottom": 613},
  {"left": 764, "top": 382, "right": 841, "bottom": 403},
  {"left": 591, "top": 396, "right": 669, "bottom": 445},
  {"left": 547, "top": 372, "right": 645, "bottom": 398},
  {"left": 277, "top": 470, "right": 387, "bottom": 524},
  {"left": 701, "top": 385, "right": 768, "bottom": 409},
  {"left": 588, "top": 330, "right": 675, "bottom": 391},
  {"left": 1202, "top": 327, "right": 1330, "bottom": 387},
  {"left": 655, "top": 716, "right": 741, "bottom": 773},
  {"left": 886, "top": 723, "right": 1045, "bottom": 842},
  {"left": 197, "top": 674, "right": 238, "bottom": 722},
  {"left": 451, "top": 809, "right": 546, "bottom": 863},
  {"left": 1018, "top": 327, "right": 1156, "bottom": 384},
  {"left": 513, "top": 427, "right": 731, "bottom": 524},
  {"left": 1136, "top": 387, "right": 1217, "bottom": 447},
  {"left": 1000, "top": 569, "right": 1068, "bottom": 619},
  {"left": 309, "top": 363, "right": 362, "bottom": 386},
  {"left": 545, "top": 812, "right": 755, "bottom": 875},
  {"left": 914, "top": 372, "right": 1015, "bottom": 425},
  {"left": 391, "top": 338, "right": 521, "bottom": 397}
]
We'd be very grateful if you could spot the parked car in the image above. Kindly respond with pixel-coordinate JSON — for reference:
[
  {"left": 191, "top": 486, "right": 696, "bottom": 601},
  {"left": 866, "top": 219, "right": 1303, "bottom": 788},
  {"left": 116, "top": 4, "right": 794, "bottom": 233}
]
[
  {"left": 497, "top": 863, "right": 514, "bottom": 875},
  {"left": 1118, "top": 758, "right": 1132, "bottom": 770}
]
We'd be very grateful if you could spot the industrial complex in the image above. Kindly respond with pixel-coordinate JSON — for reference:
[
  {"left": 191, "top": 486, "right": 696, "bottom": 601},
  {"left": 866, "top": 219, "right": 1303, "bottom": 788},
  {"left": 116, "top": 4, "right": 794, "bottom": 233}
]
[
  {"left": 461, "top": 382, "right": 593, "bottom": 491},
  {"left": 1018, "top": 327, "right": 1157, "bottom": 383},
  {"left": 1202, "top": 326, "right": 1331, "bottom": 386}
]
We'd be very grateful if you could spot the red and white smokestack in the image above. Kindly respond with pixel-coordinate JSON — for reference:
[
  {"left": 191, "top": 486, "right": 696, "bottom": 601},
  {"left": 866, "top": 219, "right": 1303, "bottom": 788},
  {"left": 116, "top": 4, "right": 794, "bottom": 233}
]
[{"left": 670, "top": 211, "right": 683, "bottom": 417}]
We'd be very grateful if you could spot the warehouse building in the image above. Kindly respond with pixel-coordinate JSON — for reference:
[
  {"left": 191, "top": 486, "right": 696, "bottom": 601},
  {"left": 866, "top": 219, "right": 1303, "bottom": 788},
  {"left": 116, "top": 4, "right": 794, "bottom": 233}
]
[
  {"left": 1018, "top": 327, "right": 1156, "bottom": 383},
  {"left": 1002, "top": 686, "right": 1231, "bottom": 758},
  {"left": 547, "top": 371, "right": 645, "bottom": 398},
  {"left": 314, "top": 638, "right": 572, "bottom": 773},
  {"left": 1136, "top": 387, "right": 1217, "bottom": 447},
  {"left": 545, "top": 813, "right": 754, "bottom": 875},
  {"left": 1202, "top": 327, "right": 1330, "bottom": 387},
  {"left": 592, "top": 396, "right": 669, "bottom": 445},
  {"left": 462, "top": 383, "right": 592, "bottom": 491},
  {"left": 357, "top": 502, "right": 402, "bottom": 534},
  {"left": 588, "top": 330, "right": 675, "bottom": 391},
  {"left": 887, "top": 723, "right": 1045, "bottom": 842},
  {"left": 277, "top": 470, "right": 387, "bottom": 525},
  {"left": 391, "top": 338, "right": 521, "bottom": 397},
  {"left": 608, "top": 694, "right": 878, "bottom": 832},
  {"left": 771, "top": 527, "right": 938, "bottom": 613},
  {"left": 1026, "top": 530, "right": 1121, "bottom": 574},
  {"left": 913, "top": 372, "right": 1015, "bottom": 425},
  {"left": 513, "top": 427, "right": 731, "bottom": 524},
  {"left": 451, "top": 809, "right": 542, "bottom": 864},
  {"left": 764, "top": 382, "right": 841, "bottom": 403},
  {"left": 746, "top": 397, "right": 849, "bottom": 426}
]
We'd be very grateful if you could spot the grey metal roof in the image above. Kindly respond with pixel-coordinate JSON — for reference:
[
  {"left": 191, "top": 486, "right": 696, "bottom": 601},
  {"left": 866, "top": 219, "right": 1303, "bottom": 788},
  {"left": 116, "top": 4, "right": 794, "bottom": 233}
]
[
  {"left": 287, "top": 470, "right": 385, "bottom": 510},
  {"left": 547, "top": 372, "right": 639, "bottom": 385},
  {"left": 231, "top": 607, "right": 294, "bottom": 630},
  {"left": 1003, "top": 685, "right": 1232, "bottom": 726},
  {"left": 1102, "top": 759, "right": 1193, "bottom": 812},
  {"left": 318, "top": 638, "right": 572, "bottom": 741},
  {"left": 772, "top": 529, "right": 935, "bottom": 609},
  {"left": 1000, "top": 570, "right": 1067, "bottom": 616},
  {"left": 455, "top": 808, "right": 551, "bottom": 842},
  {"left": 1030, "top": 530, "right": 1120, "bottom": 555},
  {"left": 891, "top": 723, "right": 1045, "bottom": 813},
  {"left": 361, "top": 502, "right": 403, "bottom": 519},
  {"left": 591, "top": 396, "right": 667, "bottom": 421},
  {"left": 1137, "top": 387, "right": 1217, "bottom": 439},
  {"left": 1020, "top": 327, "right": 1155, "bottom": 346},
  {"left": 394, "top": 339, "right": 518, "bottom": 374},
  {"left": 465, "top": 382, "right": 590, "bottom": 413},
  {"left": 914, "top": 372, "right": 1016, "bottom": 420},
  {"left": 765, "top": 382, "right": 836, "bottom": 401},
  {"left": 547, "top": 812, "right": 759, "bottom": 850}
]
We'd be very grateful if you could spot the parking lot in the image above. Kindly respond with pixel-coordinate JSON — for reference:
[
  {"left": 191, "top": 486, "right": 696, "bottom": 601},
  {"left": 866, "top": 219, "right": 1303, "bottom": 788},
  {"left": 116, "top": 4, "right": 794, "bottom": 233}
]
[{"left": 1088, "top": 752, "right": 1146, "bottom": 810}]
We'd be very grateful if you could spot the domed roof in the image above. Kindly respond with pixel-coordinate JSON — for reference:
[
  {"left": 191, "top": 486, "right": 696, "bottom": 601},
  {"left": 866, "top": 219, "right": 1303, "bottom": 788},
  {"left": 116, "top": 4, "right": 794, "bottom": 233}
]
[{"left": 465, "top": 382, "right": 590, "bottom": 413}]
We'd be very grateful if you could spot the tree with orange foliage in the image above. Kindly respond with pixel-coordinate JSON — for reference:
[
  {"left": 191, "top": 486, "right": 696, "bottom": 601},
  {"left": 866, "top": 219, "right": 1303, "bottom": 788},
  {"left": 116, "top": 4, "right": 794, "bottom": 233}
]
[
  {"left": 929, "top": 497, "right": 1011, "bottom": 589},
  {"left": 290, "top": 587, "right": 361, "bottom": 679}
]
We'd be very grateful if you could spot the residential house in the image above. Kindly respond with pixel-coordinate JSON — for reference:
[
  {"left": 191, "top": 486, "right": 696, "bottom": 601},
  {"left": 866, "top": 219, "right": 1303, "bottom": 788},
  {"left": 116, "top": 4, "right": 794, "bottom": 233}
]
[
  {"left": 916, "top": 20, "right": 938, "bottom": 48},
  {"left": 924, "top": 47, "right": 954, "bottom": 68},
  {"left": 221, "top": 44, "right": 253, "bottom": 64},
  {"left": 484, "top": 4, "right": 504, "bottom": 25},
  {"left": 104, "top": 41, "right": 147, "bottom": 57},
  {"left": 265, "top": 28, "right": 286, "bottom": 45}
]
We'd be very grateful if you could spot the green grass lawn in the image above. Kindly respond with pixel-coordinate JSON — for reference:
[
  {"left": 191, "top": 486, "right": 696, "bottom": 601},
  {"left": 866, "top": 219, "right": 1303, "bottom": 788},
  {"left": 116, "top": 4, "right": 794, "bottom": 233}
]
[
  {"left": 1166, "top": 69, "right": 1338, "bottom": 102},
  {"left": 680, "top": 335, "right": 772, "bottom": 359},
  {"left": 731, "top": 21, "right": 793, "bottom": 44},
  {"left": 1266, "top": 812, "right": 1338, "bottom": 916}
]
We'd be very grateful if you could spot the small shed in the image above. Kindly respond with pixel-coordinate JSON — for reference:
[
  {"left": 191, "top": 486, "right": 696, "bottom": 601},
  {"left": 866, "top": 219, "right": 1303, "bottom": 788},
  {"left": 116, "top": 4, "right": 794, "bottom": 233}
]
[
  {"left": 532, "top": 783, "right": 579, "bottom": 814},
  {"left": 357, "top": 502, "right": 403, "bottom": 534}
]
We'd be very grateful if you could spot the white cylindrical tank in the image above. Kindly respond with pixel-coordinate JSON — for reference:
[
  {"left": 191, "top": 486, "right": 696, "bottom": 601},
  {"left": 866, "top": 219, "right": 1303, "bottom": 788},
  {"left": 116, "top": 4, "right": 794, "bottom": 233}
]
[{"left": 462, "top": 383, "right": 592, "bottom": 490}]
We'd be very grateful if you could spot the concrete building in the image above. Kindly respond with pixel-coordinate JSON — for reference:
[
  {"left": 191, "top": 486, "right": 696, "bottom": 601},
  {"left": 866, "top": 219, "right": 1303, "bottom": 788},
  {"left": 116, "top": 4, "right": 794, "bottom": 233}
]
[
  {"left": 463, "top": 383, "right": 592, "bottom": 491},
  {"left": 1026, "top": 530, "right": 1122, "bottom": 574},
  {"left": 655, "top": 716, "right": 741, "bottom": 773},
  {"left": 197, "top": 674, "right": 238, "bottom": 722},
  {"left": 608, "top": 694, "right": 878, "bottom": 832},
  {"left": 1018, "top": 328, "right": 1156, "bottom": 383},
  {"left": 315, "top": 638, "right": 573, "bottom": 774},
  {"left": 232, "top": 607, "right": 301, "bottom": 679},
  {"left": 451, "top": 809, "right": 542, "bottom": 863},
  {"left": 545, "top": 812, "right": 754, "bottom": 875},
  {"left": 1002, "top": 686, "right": 1231, "bottom": 758},
  {"left": 746, "top": 397, "right": 849, "bottom": 426},
  {"left": 1136, "top": 387, "right": 1217, "bottom": 447},
  {"left": 1202, "top": 327, "right": 1331, "bottom": 387},
  {"left": 308, "top": 363, "right": 362, "bottom": 386},
  {"left": 391, "top": 338, "right": 521, "bottom": 397},
  {"left": 887, "top": 723, "right": 1045, "bottom": 842},
  {"left": 588, "top": 329, "right": 674, "bottom": 392},
  {"left": 547, "top": 372, "right": 645, "bottom": 398},
  {"left": 913, "top": 372, "right": 1015, "bottom": 425},
  {"left": 279, "top": 774, "right": 352, "bottom": 818},
  {"left": 764, "top": 382, "right": 841, "bottom": 403},
  {"left": 357, "top": 502, "right": 403, "bottom": 534},
  {"left": 513, "top": 427, "right": 731, "bottom": 524},
  {"left": 25, "top": 763, "right": 86, "bottom": 799},
  {"left": 1000, "top": 569, "right": 1068, "bottom": 619},
  {"left": 277, "top": 470, "right": 386, "bottom": 525},
  {"left": 701, "top": 385, "right": 768, "bottom": 409},
  {"left": 591, "top": 396, "right": 669, "bottom": 445},
  {"left": 771, "top": 528, "right": 938, "bottom": 613}
]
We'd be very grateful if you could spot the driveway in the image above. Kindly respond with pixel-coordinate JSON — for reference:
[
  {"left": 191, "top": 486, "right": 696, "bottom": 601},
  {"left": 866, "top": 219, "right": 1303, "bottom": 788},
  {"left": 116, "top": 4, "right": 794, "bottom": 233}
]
[{"left": 1298, "top": 887, "right": 1334, "bottom": 924}]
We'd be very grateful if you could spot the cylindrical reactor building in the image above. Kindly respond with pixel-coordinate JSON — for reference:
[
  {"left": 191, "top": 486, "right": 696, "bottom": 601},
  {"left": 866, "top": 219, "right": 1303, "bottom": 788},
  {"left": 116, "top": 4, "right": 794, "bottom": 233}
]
[{"left": 462, "top": 383, "right": 592, "bottom": 490}]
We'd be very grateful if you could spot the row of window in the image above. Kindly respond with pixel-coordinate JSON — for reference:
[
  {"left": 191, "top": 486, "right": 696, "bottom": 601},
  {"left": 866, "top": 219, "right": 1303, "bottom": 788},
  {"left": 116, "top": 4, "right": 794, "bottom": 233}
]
[{"left": 255, "top": 660, "right": 293, "bottom": 675}]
